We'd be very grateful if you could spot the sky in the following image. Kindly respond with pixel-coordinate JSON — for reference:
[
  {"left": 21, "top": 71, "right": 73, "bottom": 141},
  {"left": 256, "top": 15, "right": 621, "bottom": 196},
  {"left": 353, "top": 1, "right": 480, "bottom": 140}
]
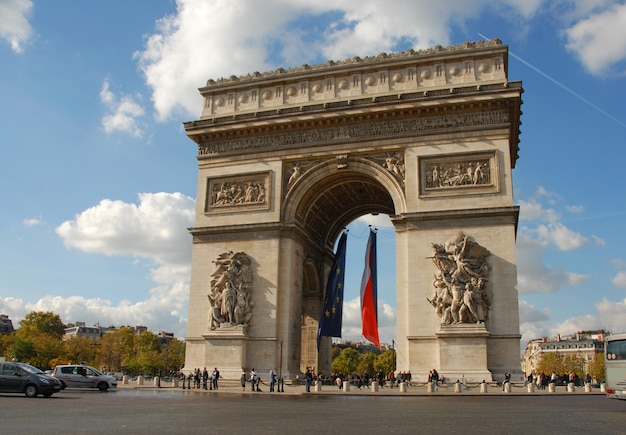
[{"left": 1, "top": 0, "right": 626, "bottom": 353}]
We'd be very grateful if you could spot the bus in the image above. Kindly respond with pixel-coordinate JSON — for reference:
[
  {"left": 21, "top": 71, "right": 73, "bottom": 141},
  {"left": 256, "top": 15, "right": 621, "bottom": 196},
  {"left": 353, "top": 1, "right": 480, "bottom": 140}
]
[{"left": 605, "top": 333, "right": 626, "bottom": 399}]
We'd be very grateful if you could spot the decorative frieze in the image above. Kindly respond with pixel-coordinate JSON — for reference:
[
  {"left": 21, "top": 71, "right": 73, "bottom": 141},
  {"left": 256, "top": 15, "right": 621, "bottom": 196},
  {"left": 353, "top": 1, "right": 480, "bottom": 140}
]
[
  {"left": 199, "top": 110, "right": 509, "bottom": 157},
  {"left": 205, "top": 172, "right": 270, "bottom": 213},
  {"left": 419, "top": 151, "right": 498, "bottom": 197}
]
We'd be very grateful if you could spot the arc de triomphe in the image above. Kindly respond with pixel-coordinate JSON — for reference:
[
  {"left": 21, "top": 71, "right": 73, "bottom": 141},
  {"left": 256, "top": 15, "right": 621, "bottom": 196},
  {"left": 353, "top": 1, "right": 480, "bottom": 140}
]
[{"left": 183, "top": 39, "right": 523, "bottom": 382}]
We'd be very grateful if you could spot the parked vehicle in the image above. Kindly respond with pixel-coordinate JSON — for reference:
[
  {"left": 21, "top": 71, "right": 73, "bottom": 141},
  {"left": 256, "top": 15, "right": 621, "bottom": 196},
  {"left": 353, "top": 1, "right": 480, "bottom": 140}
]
[
  {"left": 106, "top": 372, "right": 124, "bottom": 381},
  {"left": 0, "top": 361, "right": 63, "bottom": 398},
  {"left": 52, "top": 365, "right": 117, "bottom": 391}
]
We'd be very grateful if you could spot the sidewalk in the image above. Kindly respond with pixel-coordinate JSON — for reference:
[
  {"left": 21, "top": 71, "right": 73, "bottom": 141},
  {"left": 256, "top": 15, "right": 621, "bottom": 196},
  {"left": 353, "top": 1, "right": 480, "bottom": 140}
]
[{"left": 117, "top": 379, "right": 605, "bottom": 397}]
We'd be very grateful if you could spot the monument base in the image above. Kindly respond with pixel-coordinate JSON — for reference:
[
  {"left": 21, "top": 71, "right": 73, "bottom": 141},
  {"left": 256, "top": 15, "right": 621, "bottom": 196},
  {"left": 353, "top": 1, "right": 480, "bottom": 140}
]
[{"left": 436, "top": 324, "right": 493, "bottom": 383}]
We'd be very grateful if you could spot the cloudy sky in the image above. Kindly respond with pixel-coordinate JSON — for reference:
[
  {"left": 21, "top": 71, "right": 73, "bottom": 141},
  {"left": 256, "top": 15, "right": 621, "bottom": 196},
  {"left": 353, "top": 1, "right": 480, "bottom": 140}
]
[{"left": 1, "top": 0, "right": 626, "bottom": 351}]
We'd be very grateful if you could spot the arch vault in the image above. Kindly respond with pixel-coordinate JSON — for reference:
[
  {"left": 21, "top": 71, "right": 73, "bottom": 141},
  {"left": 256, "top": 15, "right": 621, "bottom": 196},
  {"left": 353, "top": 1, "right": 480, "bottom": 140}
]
[{"left": 183, "top": 39, "right": 523, "bottom": 382}]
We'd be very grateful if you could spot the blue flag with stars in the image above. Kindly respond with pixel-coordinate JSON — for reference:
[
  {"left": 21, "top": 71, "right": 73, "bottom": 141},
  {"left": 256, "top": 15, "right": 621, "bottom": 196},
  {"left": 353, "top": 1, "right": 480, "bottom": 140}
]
[{"left": 317, "top": 231, "right": 348, "bottom": 349}]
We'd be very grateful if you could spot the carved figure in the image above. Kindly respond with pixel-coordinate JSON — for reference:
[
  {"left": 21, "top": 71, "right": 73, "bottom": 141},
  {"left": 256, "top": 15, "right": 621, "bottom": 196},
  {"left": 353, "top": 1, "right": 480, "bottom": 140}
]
[
  {"left": 428, "top": 232, "right": 490, "bottom": 325},
  {"left": 207, "top": 251, "right": 254, "bottom": 330}
]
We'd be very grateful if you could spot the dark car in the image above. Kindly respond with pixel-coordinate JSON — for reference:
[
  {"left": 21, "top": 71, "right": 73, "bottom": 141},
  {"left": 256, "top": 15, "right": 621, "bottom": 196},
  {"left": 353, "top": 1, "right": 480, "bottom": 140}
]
[{"left": 0, "top": 361, "right": 63, "bottom": 398}]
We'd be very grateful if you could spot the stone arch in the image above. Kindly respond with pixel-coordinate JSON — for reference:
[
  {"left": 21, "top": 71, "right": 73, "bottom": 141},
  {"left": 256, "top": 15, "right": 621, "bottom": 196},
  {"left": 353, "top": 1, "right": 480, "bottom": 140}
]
[
  {"left": 282, "top": 157, "right": 405, "bottom": 248},
  {"left": 183, "top": 40, "right": 523, "bottom": 382}
]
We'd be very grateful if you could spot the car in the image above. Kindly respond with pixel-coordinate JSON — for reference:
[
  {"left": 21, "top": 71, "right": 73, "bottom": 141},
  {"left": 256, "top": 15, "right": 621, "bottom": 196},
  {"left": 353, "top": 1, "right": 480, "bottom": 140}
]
[
  {"left": 106, "top": 372, "right": 124, "bottom": 381},
  {"left": 52, "top": 364, "right": 117, "bottom": 391},
  {"left": 0, "top": 361, "right": 64, "bottom": 398}
]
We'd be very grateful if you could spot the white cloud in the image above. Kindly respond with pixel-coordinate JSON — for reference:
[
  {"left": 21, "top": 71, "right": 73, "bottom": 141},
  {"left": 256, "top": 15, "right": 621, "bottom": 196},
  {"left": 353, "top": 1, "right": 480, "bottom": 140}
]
[
  {"left": 519, "top": 299, "right": 550, "bottom": 323},
  {"left": 564, "top": 1, "right": 626, "bottom": 75},
  {"left": 0, "top": 280, "right": 189, "bottom": 337},
  {"left": 0, "top": 192, "right": 197, "bottom": 337},
  {"left": 133, "top": 0, "right": 545, "bottom": 121},
  {"left": 0, "top": 0, "right": 33, "bottom": 53},
  {"left": 612, "top": 271, "right": 626, "bottom": 288},
  {"left": 339, "top": 297, "right": 395, "bottom": 344},
  {"left": 535, "top": 222, "right": 588, "bottom": 251},
  {"left": 596, "top": 298, "right": 626, "bottom": 333},
  {"left": 519, "top": 198, "right": 561, "bottom": 223},
  {"left": 55, "top": 192, "right": 195, "bottom": 268},
  {"left": 100, "top": 78, "right": 146, "bottom": 138},
  {"left": 516, "top": 233, "right": 569, "bottom": 293},
  {"left": 22, "top": 217, "right": 41, "bottom": 226}
]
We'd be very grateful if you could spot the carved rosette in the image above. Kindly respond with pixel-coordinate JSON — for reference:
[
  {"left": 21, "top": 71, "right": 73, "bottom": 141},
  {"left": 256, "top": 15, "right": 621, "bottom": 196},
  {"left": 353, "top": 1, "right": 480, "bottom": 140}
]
[
  {"left": 427, "top": 232, "right": 491, "bottom": 326},
  {"left": 207, "top": 251, "right": 254, "bottom": 332}
]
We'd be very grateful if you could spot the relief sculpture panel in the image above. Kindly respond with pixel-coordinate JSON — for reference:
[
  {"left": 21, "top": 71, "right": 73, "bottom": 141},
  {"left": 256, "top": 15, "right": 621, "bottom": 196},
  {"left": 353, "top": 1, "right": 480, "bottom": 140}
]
[
  {"left": 205, "top": 172, "right": 270, "bottom": 213},
  {"left": 207, "top": 251, "right": 254, "bottom": 331},
  {"left": 427, "top": 232, "right": 491, "bottom": 326}
]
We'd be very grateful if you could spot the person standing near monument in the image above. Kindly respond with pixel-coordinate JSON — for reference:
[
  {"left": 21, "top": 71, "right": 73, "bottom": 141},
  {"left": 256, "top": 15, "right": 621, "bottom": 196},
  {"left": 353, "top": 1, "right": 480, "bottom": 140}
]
[
  {"left": 212, "top": 367, "right": 220, "bottom": 390},
  {"left": 240, "top": 369, "right": 247, "bottom": 391},
  {"left": 305, "top": 368, "right": 313, "bottom": 392}
]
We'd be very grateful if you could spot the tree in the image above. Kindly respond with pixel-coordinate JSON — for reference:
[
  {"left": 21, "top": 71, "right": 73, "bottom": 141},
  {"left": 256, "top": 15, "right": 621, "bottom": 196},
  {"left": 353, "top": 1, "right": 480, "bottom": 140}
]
[
  {"left": 374, "top": 349, "right": 396, "bottom": 375},
  {"left": 537, "top": 352, "right": 566, "bottom": 375},
  {"left": 587, "top": 352, "right": 605, "bottom": 383},
  {"left": 19, "top": 312, "right": 65, "bottom": 339},
  {"left": 98, "top": 328, "right": 135, "bottom": 373},
  {"left": 331, "top": 348, "right": 360, "bottom": 375},
  {"left": 356, "top": 351, "right": 377, "bottom": 376},
  {"left": 162, "top": 339, "right": 185, "bottom": 373},
  {"left": 63, "top": 336, "right": 98, "bottom": 366}
]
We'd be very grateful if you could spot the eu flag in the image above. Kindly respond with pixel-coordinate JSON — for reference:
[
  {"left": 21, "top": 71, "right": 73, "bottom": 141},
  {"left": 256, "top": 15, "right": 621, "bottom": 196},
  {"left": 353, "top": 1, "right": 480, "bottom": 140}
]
[{"left": 317, "top": 231, "right": 348, "bottom": 348}]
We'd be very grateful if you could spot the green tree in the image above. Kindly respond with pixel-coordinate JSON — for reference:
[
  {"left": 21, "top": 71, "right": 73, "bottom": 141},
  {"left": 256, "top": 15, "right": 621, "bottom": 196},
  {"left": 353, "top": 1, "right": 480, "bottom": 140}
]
[
  {"left": 356, "top": 351, "right": 377, "bottom": 376},
  {"left": 374, "top": 349, "right": 396, "bottom": 375},
  {"left": 162, "top": 339, "right": 185, "bottom": 373},
  {"left": 12, "top": 311, "right": 65, "bottom": 369},
  {"left": 19, "top": 311, "right": 65, "bottom": 339},
  {"left": 98, "top": 327, "right": 135, "bottom": 373},
  {"left": 563, "top": 354, "right": 585, "bottom": 378},
  {"left": 537, "top": 352, "right": 566, "bottom": 375},
  {"left": 331, "top": 348, "right": 360, "bottom": 375},
  {"left": 587, "top": 352, "right": 605, "bottom": 383},
  {"left": 63, "top": 336, "right": 99, "bottom": 366}
]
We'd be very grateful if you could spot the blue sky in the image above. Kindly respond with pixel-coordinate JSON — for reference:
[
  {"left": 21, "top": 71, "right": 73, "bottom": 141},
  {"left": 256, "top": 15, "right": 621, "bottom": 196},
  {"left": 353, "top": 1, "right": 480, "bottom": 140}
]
[{"left": 1, "top": 0, "right": 626, "bottom": 351}]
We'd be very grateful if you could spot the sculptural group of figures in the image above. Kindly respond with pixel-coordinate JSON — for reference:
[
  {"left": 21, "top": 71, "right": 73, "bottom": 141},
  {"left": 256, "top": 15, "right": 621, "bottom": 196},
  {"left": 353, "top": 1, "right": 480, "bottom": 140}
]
[
  {"left": 212, "top": 181, "right": 266, "bottom": 207},
  {"left": 426, "top": 159, "right": 490, "bottom": 189},
  {"left": 207, "top": 251, "right": 253, "bottom": 330},
  {"left": 427, "top": 232, "right": 491, "bottom": 325}
]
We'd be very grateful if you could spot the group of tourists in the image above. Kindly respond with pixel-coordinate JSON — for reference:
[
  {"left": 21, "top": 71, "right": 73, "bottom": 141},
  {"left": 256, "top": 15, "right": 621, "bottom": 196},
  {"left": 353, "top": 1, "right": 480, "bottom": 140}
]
[
  {"left": 180, "top": 367, "right": 220, "bottom": 390},
  {"left": 240, "top": 368, "right": 284, "bottom": 393}
]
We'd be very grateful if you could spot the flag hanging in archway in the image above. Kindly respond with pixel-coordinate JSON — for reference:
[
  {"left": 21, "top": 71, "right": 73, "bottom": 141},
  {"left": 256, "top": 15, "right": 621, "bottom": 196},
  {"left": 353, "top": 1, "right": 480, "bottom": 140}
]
[
  {"left": 317, "top": 231, "right": 348, "bottom": 349},
  {"left": 360, "top": 229, "right": 380, "bottom": 348}
]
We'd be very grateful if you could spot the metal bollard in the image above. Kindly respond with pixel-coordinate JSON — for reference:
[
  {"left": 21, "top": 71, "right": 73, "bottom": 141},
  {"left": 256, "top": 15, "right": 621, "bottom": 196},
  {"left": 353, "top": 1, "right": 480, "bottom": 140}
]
[
  {"left": 343, "top": 381, "right": 350, "bottom": 392},
  {"left": 527, "top": 382, "right": 534, "bottom": 393},
  {"left": 427, "top": 382, "right": 434, "bottom": 393},
  {"left": 480, "top": 381, "right": 488, "bottom": 393},
  {"left": 137, "top": 376, "right": 144, "bottom": 386},
  {"left": 567, "top": 382, "right": 575, "bottom": 393},
  {"left": 315, "top": 381, "right": 322, "bottom": 392},
  {"left": 371, "top": 381, "right": 379, "bottom": 392},
  {"left": 399, "top": 382, "right": 407, "bottom": 393},
  {"left": 503, "top": 382, "right": 511, "bottom": 393},
  {"left": 549, "top": 383, "right": 555, "bottom": 393},
  {"left": 585, "top": 383, "right": 591, "bottom": 393}
]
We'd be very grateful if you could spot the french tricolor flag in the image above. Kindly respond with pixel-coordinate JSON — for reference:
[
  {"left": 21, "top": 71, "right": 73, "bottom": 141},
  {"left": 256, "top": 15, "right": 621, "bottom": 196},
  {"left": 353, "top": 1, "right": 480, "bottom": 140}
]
[{"left": 360, "top": 228, "right": 380, "bottom": 348}]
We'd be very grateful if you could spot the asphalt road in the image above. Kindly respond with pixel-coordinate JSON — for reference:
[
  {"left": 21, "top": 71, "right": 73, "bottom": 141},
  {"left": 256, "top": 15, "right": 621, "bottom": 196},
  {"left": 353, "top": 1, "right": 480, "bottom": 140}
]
[{"left": 1, "top": 388, "right": 624, "bottom": 434}]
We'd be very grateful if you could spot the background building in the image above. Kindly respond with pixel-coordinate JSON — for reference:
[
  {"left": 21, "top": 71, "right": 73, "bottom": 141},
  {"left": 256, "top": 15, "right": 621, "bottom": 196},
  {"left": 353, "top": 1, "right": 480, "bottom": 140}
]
[
  {"left": 521, "top": 330, "right": 606, "bottom": 376},
  {"left": 0, "top": 314, "right": 14, "bottom": 334}
]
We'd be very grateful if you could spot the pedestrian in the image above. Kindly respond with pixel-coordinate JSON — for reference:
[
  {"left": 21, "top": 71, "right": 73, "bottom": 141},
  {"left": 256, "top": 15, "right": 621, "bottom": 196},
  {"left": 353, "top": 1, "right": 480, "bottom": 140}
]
[
  {"left": 269, "top": 370, "right": 276, "bottom": 392},
  {"left": 212, "top": 367, "right": 220, "bottom": 390},
  {"left": 250, "top": 368, "right": 258, "bottom": 392},
  {"left": 305, "top": 368, "right": 313, "bottom": 392},
  {"left": 202, "top": 367, "right": 208, "bottom": 390},
  {"left": 241, "top": 369, "right": 247, "bottom": 391},
  {"left": 502, "top": 372, "right": 511, "bottom": 391},
  {"left": 431, "top": 369, "right": 439, "bottom": 391}
]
